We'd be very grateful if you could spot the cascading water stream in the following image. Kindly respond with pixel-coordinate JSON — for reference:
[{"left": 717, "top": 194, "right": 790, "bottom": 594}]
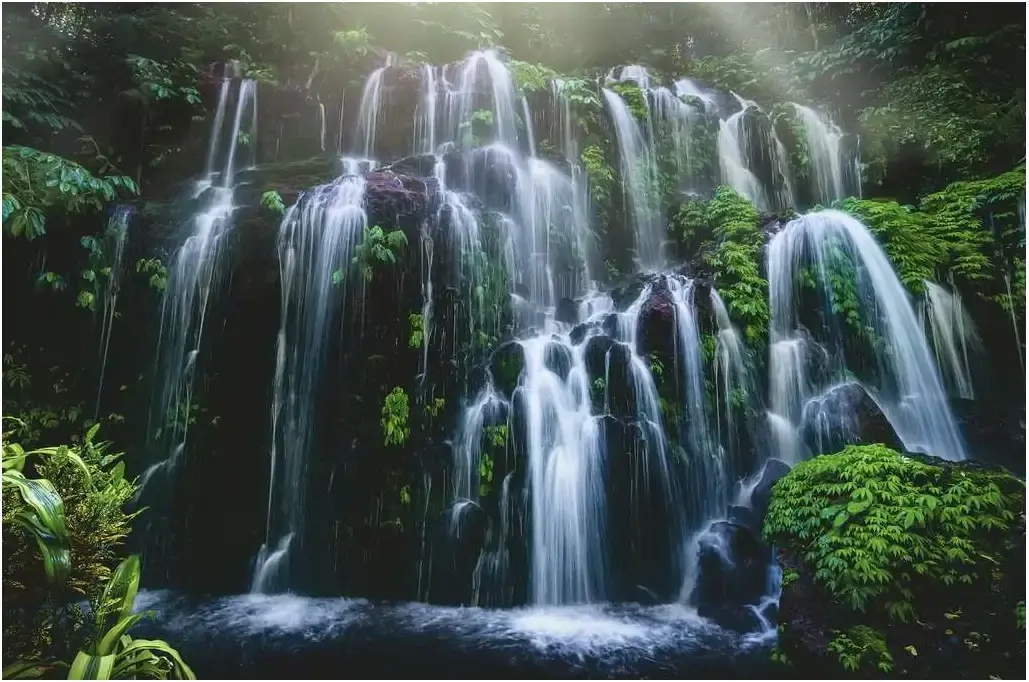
[
  {"left": 252, "top": 160, "right": 371, "bottom": 593},
  {"left": 94, "top": 205, "right": 133, "bottom": 418},
  {"left": 602, "top": 88, "right": 664, "bottom": 270},
  {"left": 767, "top": 210, "right": 967, "bottom": 462},
  {"left": 790, "top": 103, "right": 859, "bottom": 204},
  {"left": 718, "top": 95, "right": 794, "bottom": 212},
  {"left": 143, "top": 78, "right": 256, "bottom": 495},
  {"left": 921, "top": 280, "right": 983, "bottom": 400}
]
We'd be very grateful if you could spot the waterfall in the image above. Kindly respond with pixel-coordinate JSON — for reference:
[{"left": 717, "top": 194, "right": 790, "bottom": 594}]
[
  {"left": 718, "top": 96, "right": 794, "bottom": 212},
  {"left": 355, "top": 54, "right": 394, "bottom": 157},
  {"left": 921, "top": 281, "right": 983, "bottom": 400},
  {"left": 521, "top": 329, "right": 607, "bottom": 605},
  {"left": 602, "top": 88, "right": 664, "bottom": 270},
  {"left": 253, "top": 159, "right": 372, "bottom": 593},
  {"left": 790, "top": 103, "right": 859, "bottom": 204},
  {"left": 94, "top": 205, "right": 134, "bottom": 418},
  {"left": 413, "top": 65, "right": 437, "bottom": 155},
  {"left": 143, "top": 78, "right": 256, "bottom": 496},
  {"left": 318, "top": 99, "right": 326, "bottom": 152},
  {"left": 767, "top": 210, "right": 967, "bottom": 461},
  {"left": 710, "top": 287, "right": 749, "bottom": 455}
]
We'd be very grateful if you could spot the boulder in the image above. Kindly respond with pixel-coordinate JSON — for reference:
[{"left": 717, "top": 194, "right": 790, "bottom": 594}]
[
  {"left": 636, "top": 281, "right": 676, "bottom": 357},
  {"left": 543, "top": 340, "right": 573, "bottom": 381},
  {"left": 726, "top": 505, "right": 760, "bottom": 533},
  {"left": 800, "top": 381, "right": 903, "bottom": 456},
  {"left": 555, "top": 297, "right": 579, "bottom": 325},
  {"left": 748, "top": 458, "right": 791, "bottom": 522},
  {"left": 688, "top": 520, "right": 772, "bottom": 632}
]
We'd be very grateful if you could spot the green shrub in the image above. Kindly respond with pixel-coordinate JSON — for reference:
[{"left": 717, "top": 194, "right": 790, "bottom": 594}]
[
  {"left": 704, "top": 187, "right": 769, "bottom": 343},
  {"left": 764, "top": 444, "right": 1024, "bottom": 621}
]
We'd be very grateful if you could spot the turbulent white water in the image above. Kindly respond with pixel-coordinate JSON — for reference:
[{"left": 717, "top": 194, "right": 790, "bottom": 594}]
[{"left": 767, "top": 210, "right": 967, "bottom": 461}]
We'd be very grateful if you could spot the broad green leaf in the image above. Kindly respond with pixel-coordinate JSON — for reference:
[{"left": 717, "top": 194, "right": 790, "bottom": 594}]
[
  {"left": 96, "top": 611, "right": 147, "bottom": 655},
  {"left": 98, "top": 555, "right": 142, "bottom": 632},
  {"left": 115, "top": 639, "right": 195, "bottom": 680},
  {"left": 3, "top": 660, "right": 53, "bottom": 679},
  {"left": 3, "top": 471, "right": 71, "bottom": 586},
  {"left": 69, "top": 651, "right": 115, "bottom": 680}
]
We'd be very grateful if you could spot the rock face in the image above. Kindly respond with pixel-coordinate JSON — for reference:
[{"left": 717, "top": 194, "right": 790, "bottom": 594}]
[
  {"left": 800, "top": 381, "right": 903, "bottom": 456},
  {"left": 951, "top": 398, "right": 1026, "bottom": 476}
]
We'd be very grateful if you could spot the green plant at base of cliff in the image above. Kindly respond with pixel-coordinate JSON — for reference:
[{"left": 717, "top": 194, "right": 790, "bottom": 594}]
[
  {"left": 380, "top": 387, "right": 410, "bottom": 447},
  {"left": 2, "top": 422, "right": 192, "bottom": 679},
  {"left": 764, "top": 444, "right": 1024, "bottom": 621},
  {"left": 828, "top": 626, "right": 893, "bottom": 674}
]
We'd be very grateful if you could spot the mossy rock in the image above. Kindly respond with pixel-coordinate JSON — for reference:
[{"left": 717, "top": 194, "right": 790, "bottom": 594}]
[{"left": 765, "top": 444, "right": 1026, "bottom": 678}]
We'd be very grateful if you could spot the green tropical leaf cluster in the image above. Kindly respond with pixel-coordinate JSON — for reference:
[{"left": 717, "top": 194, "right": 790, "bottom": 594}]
[{"left": 764, "top": 444, "right": 1024, "bottom": 621}]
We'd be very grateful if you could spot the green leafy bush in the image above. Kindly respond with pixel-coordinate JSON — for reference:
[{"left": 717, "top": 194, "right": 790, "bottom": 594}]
[
  {"left": 408, "top": 313, "right": 424, "bottom": 349},
  {"left": 704, "top": 187, "right": 769, "bottom": 343},
  {"left": 610, "top": 81, "right": 648, "bottom": 121},
  {"left": 2, "top": 146, "right": 138, "bottom": 240},
  {"left": 764, "top": 444, "right": 1024, "bottom": 620}
]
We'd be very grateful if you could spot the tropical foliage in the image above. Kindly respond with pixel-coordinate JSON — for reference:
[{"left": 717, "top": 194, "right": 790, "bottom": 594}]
[
  {"left": 765, "top": 444, "right": 1025, "bottom": 676},
  {"left": 2, "top": 421, "right": 193, "bottom": 679}
]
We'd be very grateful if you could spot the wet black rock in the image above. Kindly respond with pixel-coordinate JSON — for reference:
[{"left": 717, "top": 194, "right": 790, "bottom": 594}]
[
  {"left": 569, "top": 323, "right": 589, "bottom": 346},
  {"left": 490, "top": 341, "right": 525, "bottom": 400},
  {"left": 637, "top": 280, "right": 676, "bottom": 357},
  {"left": 748, "top": 458, "right": 791, "bottom": 522},
  {"left": 799, "top": 381, "right": 903, "bottom": 456},
  {"left": 951, "top": 398, "right": 1026, "bottom": 477},
  {"left": 544, "top": 340, "right": 573, "bottom": 381},
  {"left": 555, "top": 297, "right": 579, "bottom": 325},
  {"left": 688, "top": 520, "right": 772, "bottom": 632},
  {"left": 583, "top": 335, "right": 616, "bottom": 383},
  {"left": 726, "top": 505, "right": 760, "bottom": 533}
]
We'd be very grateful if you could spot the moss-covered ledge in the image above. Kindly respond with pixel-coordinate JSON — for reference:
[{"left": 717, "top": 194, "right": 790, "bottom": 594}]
[{"left": 763, "top": 445, "right": 1026, "bottom": 678}]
